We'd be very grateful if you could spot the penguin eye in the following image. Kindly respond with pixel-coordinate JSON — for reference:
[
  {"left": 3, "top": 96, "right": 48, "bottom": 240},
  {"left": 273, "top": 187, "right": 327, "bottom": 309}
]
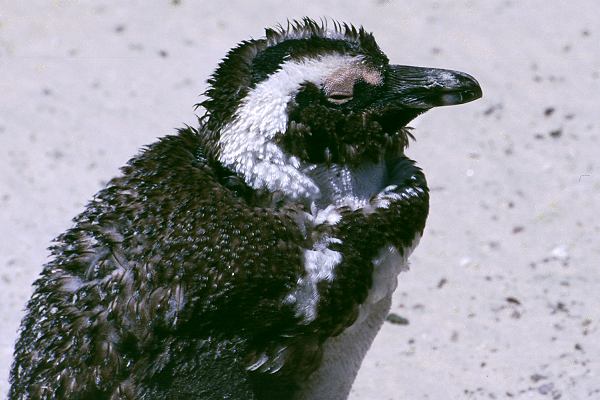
[{"left": 327, "top": 92, "right": 353, "bottom": 105}]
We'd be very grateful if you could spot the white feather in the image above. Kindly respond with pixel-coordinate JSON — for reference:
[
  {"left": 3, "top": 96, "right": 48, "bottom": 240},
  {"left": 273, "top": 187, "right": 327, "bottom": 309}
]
[
  {"left": 286, "top": 236, "right": 342, "bottom": 323},
  {"left": 218, "top": 54, "right": 363, "bottom": 201}
]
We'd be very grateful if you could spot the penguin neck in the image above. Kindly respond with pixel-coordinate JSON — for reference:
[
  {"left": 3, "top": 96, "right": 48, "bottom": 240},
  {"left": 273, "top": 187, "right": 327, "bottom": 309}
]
[{"left": 305, "top": 160, "right": 388, "bottom": 210}]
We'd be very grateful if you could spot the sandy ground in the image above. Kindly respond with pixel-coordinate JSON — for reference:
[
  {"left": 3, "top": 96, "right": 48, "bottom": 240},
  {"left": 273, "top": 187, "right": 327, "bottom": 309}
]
[{"left": 1, "top": 1, "right": 599, "bottom": 398}]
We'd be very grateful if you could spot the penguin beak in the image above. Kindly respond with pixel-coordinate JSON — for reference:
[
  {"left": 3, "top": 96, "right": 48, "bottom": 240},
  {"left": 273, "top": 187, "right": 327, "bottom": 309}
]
[{"left": 385, "top": 65, "right": 482, "bottom": 109}]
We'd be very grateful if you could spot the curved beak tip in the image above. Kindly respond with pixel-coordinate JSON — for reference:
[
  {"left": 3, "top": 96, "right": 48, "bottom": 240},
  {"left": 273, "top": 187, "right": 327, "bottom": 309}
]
[
  {"left": 445, "top": 79, "right": 482, "bottom": 105},
  {"left": 437, "top": 71, "right": 482, "bottom": 106}
]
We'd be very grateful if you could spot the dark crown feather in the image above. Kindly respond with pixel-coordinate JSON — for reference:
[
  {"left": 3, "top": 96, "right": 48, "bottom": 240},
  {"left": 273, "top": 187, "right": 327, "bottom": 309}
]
[{"left": 197, "top": 18, "right": 386, "bottom": 130}]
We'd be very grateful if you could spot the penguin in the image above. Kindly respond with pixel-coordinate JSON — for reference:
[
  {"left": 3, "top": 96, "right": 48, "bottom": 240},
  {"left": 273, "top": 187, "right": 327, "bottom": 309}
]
[{"left": 9, "top": 18, "right": 481, "bottom": 400}]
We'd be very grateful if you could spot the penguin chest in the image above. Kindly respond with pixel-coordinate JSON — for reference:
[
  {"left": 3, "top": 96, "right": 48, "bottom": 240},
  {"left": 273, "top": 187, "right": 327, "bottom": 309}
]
[{"left": 295, "top": 243, "right": 418, "bottom": 400}]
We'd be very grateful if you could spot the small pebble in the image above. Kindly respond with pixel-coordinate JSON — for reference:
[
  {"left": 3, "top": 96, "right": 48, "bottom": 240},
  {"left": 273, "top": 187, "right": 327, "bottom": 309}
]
[
  {"left": 538, "top": 383, "right": 554, "bottom": 395},
  {"left": 549, "top": 129, "right": 562, "bottom": 138},
  {"left": 531, "top": 373, "right": 547, "bottom": 383},
  {"left": 386, "top": 313, "right": 409, "bottom": 325},
  {"left": 506, "top": 297, "right": 521, "bottom": 305},
  {"left": 550, "top": 245, "right": 569, "bottom": 260}
]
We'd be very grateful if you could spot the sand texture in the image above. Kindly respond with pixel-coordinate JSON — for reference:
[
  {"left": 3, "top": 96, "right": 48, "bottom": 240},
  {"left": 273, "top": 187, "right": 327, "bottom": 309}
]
[{"left": 1, "top": 1, "right": 599, "bottom": 398}]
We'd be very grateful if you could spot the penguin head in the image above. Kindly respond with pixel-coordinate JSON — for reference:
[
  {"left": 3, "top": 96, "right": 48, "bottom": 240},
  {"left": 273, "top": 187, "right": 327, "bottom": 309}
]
[{"left": 199, "top": 19, "right": 481, "bottom": 197}]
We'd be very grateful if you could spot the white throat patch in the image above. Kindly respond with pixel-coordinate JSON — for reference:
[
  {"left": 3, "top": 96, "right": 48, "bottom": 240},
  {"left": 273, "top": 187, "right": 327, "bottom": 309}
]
[{"left": 217, "top": 54, "right": 363, "bottom": 201}]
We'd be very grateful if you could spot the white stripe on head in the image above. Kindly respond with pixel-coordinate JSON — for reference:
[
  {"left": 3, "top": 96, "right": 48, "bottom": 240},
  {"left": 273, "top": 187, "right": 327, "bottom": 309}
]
[{"left": 217, "top": 53, "right": 363, "bottom": 201}]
